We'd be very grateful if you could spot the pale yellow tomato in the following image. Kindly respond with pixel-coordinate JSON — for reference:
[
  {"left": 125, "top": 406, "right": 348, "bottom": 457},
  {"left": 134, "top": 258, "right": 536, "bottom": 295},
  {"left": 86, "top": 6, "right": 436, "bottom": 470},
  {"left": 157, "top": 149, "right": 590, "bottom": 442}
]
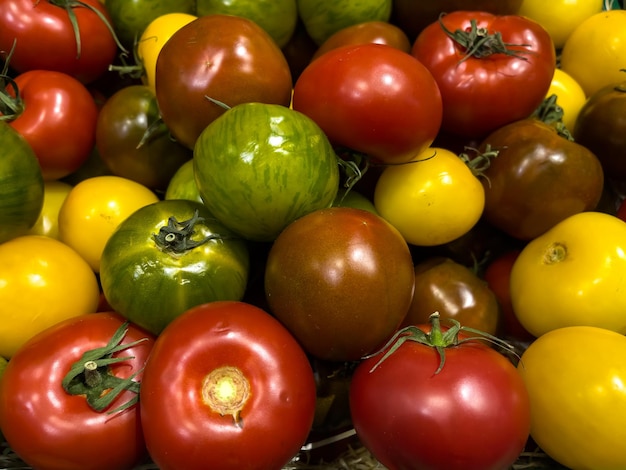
[
  {"left": 0, "top": 235, "right": 100, "bottom": 358},
  {"left": 137, "top": 12, "right": 198, "bottom": 92},
  {"left": 373, "top": 147, "right": 485, "bottom": 246},
  {"left": 58, "top": 175, "right": 159, "bottom": 272},
  {"left": 27, "top": 180, "right": 73, "bottom": 239},
  {"left": 546, "top": 68, "right": 587, "bottom": 132},
  {"left": 561, "top": 9, "right": 626, "bottom": 96},
  {"left": 518, "top": 0, "right": 604, "bottom": 49},
  {"left": 510, "top": 211, "right": 626, "bottom": 337},
  {"left": 518, "top": 325, "right": 626, "bottom": 470}
]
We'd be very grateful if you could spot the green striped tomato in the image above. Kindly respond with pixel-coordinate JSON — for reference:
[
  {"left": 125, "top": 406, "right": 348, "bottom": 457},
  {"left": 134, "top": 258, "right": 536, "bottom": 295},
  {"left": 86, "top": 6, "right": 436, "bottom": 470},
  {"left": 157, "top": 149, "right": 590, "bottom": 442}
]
[{"left": 193, "top": 102, "right": 340, "bottom": 242}]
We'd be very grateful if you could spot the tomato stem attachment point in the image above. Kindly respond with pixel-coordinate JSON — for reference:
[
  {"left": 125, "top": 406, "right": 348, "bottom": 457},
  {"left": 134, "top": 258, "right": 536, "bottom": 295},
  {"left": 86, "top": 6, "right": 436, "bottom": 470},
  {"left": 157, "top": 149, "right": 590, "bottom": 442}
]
[
  {"left": 202, "top": 366, "right": 250, "bottom": 428},
  {"left": 544, "top": 242, "right": 568, "bottom": 265},
  {"left": 152, "top": 209, "right": 231, "bottom": 254}
]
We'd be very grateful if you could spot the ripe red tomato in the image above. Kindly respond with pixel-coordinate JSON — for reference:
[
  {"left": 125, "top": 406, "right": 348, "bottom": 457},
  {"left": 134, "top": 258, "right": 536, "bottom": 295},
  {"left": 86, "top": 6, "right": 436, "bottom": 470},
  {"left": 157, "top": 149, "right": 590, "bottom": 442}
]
[
  {"left": 0, "top": 0, "right": 119, "bottom": 84},
  {"left": 292, "top": 43, "right": 443, "bottom": 165},
  {"left": 0, "top": 312, "right": 155, "bottom": 470},
  {"left": 412, "top": 11, "right": 556, "bottom": 139},
  {"left": 350, "top": 316, "right": 531, "bottom": 470},
  {"left": 3, "top": 70, "right": 99, "bottom": 180},
  {"left": 140, "top": 301, "right": 317, "bottom": 470}
]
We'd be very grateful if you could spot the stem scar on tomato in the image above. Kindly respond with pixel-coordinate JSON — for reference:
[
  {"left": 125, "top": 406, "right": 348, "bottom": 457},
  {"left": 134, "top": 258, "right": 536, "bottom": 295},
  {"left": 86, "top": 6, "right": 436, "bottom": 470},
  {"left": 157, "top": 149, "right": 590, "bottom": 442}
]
[{"left": 202, "top": 366, "right": 251, "bottom": 428}]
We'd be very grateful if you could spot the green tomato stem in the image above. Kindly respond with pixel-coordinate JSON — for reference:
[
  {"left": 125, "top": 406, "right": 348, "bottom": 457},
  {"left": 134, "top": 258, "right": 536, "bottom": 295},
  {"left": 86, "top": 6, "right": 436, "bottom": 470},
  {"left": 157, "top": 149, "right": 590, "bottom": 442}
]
[{"left": 152, "top": 209, "right": 232, "bottom": 254}]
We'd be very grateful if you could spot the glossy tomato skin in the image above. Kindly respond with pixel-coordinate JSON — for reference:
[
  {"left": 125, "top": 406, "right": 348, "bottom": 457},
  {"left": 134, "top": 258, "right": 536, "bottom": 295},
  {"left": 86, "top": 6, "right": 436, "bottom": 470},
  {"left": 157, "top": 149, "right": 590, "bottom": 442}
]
[
  {"left": 100, "top": 199, "right": 250, "bottom": 335},
  {"left": 27, "top": 180, "right": 73, "bottom": 239},
  {"left": 350, "top": 327, "right": 531, "bottom": 470},
  {"left": 155, "top": 14, "right": 293, "bottom": 150},
  {"left": 412, "top": 11, "right": 556, "bottom": 139},
  {"left": 264, "top": 207, "right": 415, "bottom": 362},
  {"left": 0, "top": 0, "right": 118, "bottom": 84},
  {"left": 7, "top": 70, "right": 99, "bottom": 181},
  {"left": 140, "top": 301, "right": 317, "bottom": 470},
  {"left": 293, "top": 43, "right": 442, "bottom": 164},
  {"left": 0, "top": 312, "right": 155, "bottom": 470}
]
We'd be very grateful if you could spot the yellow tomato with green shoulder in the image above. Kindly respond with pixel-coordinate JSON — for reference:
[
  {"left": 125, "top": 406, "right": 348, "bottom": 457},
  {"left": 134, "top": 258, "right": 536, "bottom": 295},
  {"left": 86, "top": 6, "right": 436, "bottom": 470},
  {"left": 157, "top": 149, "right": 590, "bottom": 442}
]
[
  {"left": 510, "top": 211, "right": 626, "bottom": 337},
  {"left": 518, "top": 325, "right": 626, "bottom": 470},
  {"left": 546, "top": 68, "right": 587, "bottom": 132}
]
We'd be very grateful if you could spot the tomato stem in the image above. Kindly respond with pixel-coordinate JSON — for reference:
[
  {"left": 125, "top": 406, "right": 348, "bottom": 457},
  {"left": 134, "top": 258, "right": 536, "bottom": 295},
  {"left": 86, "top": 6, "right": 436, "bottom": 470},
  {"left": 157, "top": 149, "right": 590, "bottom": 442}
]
[
  {"left": 531, "top": 94, "right": 574, "bottom": 140},
  {"left": 458, "top": 145, "right": 499, "bottom": 187},
  {"left": 152, "top": 209, "right": 232, "bottom": 254}
]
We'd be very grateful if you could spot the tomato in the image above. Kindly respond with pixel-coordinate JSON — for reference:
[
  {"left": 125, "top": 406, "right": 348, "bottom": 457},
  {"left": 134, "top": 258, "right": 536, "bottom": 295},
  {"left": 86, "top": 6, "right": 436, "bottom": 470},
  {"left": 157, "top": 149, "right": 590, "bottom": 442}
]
[
  {"left": 333, "top": 188, "right": 378, "bottom": 214},
  {"left": 2, "top": 70, "right": 99, "bottom": 181},
  {"left": 374, "top": 147, "right": 485, "bottom": 246},
  {"left": 140, "top": 300, "right": 317, "bottom": 470},
  {"left": 0, "top": 356, "right": 6, "bottom": 381},
  {"left": 27, "top": 180, "right": 73, "bottom": 239},
  {"left": 293, "top": 43, "right": 443, "bottom": 165},
  {"left": 477, "top": 118, "right": 604, "bottom": 240},
  {"left": 561, "top": 9, "right": 626, "bottom": 97},
  {"left": 265, "top": 207, "right": 415, "bottom": 361},
  {"left": 0, "top": 312, "right": 155, "bottom": 470},
  {"left": 155, "top": 14, "right": 293, "bottom": 150},
  {"left": 411, "top": 11, "right": 556, "bottom": 139},
  {"left": 164, "top": 159, "right": 203, "bottom": 203},
  {"left": 545, "top": 68, "right": 587, "bottom": 132},
  {"left": 194, "top": 102, "right": 340, "bottom": 242},
  {"left": 510, "top": 211, "right": 626, "bottom": 337},
  {"left": 95, "top": 84, "right": 191, "bottom": 191},
  {"left": 297, "top": 0, "right": 392, "bottom": 45},
  {"left": 573, "top": 79, "right": 626, "bottom": 180},
  {"left": 0, "top": 235, "right": 100, "bottom": 358},
  {"left": 350, "top": 315, "right": 530, "bottom": 470},
  {"left": 518, "top": 325, "right": 626, "bottom": 470},
  {"left": 0, "top": 121, "right": 43, "bottom": 244},
  {"left": 0, "top": 0, "right": 119, "bottom": 84},
  {"left": 100, "top": 200, "right": 250, "bottom": 335}
]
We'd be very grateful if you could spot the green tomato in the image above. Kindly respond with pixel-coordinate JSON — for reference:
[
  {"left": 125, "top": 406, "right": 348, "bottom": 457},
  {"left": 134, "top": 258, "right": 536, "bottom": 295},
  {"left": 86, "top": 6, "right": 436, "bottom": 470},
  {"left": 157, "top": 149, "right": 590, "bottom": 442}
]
[
  {"left": 165, "top": 159, "right": 203, "bottom": 203},
  {"left": 297, "top": 0, "right": 393, "bottom": 45},
  {"left": 196, "top": 0, "right": 298, "bottom": 48},
  {"left": 99, "top": 199, "right": 250, "bottom": 335},
  {"left": 0, "top": 122, "right": 44, "bottom": 244},
  {"left": 194, "top": 103, "right": 340, "bottom": 242},
  {"left": 333, "top": 188, "right": 379, "bottom": 215}
]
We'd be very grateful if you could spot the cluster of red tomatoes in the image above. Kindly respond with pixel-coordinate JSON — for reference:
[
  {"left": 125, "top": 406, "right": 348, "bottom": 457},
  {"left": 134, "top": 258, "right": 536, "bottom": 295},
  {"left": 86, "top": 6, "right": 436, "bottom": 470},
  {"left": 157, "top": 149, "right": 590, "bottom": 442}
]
[{"left": 1, "top": 1, "right": 626, "bottom": 469}]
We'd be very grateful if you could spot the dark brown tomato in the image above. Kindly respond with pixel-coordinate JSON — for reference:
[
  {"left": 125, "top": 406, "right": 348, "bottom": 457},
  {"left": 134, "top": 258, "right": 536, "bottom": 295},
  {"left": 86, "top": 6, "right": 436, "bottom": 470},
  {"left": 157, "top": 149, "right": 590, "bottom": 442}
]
[
  {"left": 477, "top": 119, "right": 604, "bottom": 240},
  {"left": 573, "top": 81, "right": 626, "bottom": 181},
  {"left": 264, "top": 207, "right": 415, "bottom": 362},
  {"left": 155, "top": 14, "right": 293, "bottom": 150},
  {"left": 403, "top": 257, "right": 500, "bottom": 335},
  {"left": 311, "top": 21, "right": 411, "bottom": 61}
]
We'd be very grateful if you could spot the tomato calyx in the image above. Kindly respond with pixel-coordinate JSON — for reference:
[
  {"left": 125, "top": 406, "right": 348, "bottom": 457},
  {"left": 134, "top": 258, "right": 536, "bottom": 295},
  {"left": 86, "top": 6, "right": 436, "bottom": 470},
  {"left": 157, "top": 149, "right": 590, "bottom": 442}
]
[
  {"left": 61, "top": 322, "right": 148, "bottom": 414},
  {"left": 201, "top": 365, "right": 251, "bottom": 427},
  {"left": 366, "top": 312, "right": 516, "bottom": 375},
  {"left": 531, "top": 94, "right": 574, "bottom": 140},
  {"left": 438, "top": 14, "right": 531, "bottom": 63},
  {"left": 152, "top": 209, "right": 231, "bottom": 254},
  {"left": 0, "top": 42, "right": 24, "bottom": 121},
  {"left": 459, "top": 145, "right": 499, "bottom": 186}
]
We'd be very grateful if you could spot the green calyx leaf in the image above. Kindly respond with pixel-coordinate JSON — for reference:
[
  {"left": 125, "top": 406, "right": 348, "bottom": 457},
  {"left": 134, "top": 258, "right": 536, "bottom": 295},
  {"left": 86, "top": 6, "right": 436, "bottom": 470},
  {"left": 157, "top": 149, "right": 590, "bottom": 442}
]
[
  {"left": 152, "top": 209, "right": 231, "bottom": 254},
  {"left": 62, "top": 322, "right": 149, "bottom": 414}
]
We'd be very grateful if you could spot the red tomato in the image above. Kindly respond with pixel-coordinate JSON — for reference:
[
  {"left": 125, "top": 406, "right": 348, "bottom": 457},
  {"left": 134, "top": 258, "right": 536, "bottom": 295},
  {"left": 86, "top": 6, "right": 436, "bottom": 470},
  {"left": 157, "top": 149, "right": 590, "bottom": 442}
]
[
  {"left": 411, "top": 11, "right": 556, "bottom": 139},
  {"left": 292, "top": 43, "right": 442, "bottom": 164},
  {"left": 3, "top": 70, "right": 99, "bottom": 180},
  {"left": 0, "top": 0, "right": 119, "bottom": 84},
  {"left": 0, "top": 312, "right": 155, "bottom": 470},
  {"left": 350, "top": 316, "right": 530, "bottom": 470},
  {"left": 140, "top": 301, "right": 317, "bottom": 470}
]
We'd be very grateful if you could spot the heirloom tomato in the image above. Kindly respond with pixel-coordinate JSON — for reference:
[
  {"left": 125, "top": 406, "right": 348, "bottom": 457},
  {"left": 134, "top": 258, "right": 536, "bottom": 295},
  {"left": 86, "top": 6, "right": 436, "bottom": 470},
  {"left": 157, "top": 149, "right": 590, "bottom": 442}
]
[
  {"left": 518, "top": 326, "right": 626, "bottom": 470},
  {"left": 0, "top": 235, "right": 100, "bottom": 358},
  {"left": 164, "top": 159, "right": 203, "bottom": 203},
  {"left": 411, "top": 11, "right": 556, "bottom": 139},
  {"left": 264, "top": 207, "right": 415, "bottom": 362},
  {"left": 293, "top": 43, "right": 442, "bottom": 165},
  {"left": 0, "top": 312, "right": 155, "bottom": 470},
  {"left": 350, "top": 315, "right": 530, "bottom": 470},
  {"left": 0, "top": 0, "right": 119, "bottom": 84},
  {"left": 545, "top": 68, "right": 587, "bottom": 132},
  {"left": 194, "top": 102, "right": 339, "bottom": 242},
  {"left": 27, "top": 180, "right": 73, "bottom": 239},
  {"left": 0, "top": 121, "right": 43, "bottom": 244},
  {"left": 155, "top": 14, "right": 292, "bottom": 150},
  {"left": 140, "top": 301, "right": 317, "bottom": 470},
  {"left": 100, "top": 200, "right": 250, "bottom": 335},
  {"left": 510, "top": 212, "right": 626, "bottom": 337}
]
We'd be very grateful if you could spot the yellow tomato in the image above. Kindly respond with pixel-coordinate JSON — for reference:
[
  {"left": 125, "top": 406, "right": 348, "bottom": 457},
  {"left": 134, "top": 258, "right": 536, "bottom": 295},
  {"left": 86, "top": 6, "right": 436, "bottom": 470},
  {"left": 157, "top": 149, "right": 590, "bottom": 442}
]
[
  {"left": 517, "top": 0, "right": 604, "bottom": 49},
  {"left": 373, "top": 147, "right": 485, "bottom": 246},
  {"left": 0, "top": 235, "right": 100, "bottom": 358},
  {"left": 137, "top": 12, "right": 198, "bottom": 92},
  {"left": 546, "top": 68, "right": 587, "bottom": 132},
  {"left": 27, "top": 180, "right": 73, "bottom": 239},
  {"left": 510, "top": 211, "right": 626, "bottom": 337},
  {"left": 518, "top": 325, "right": 626, "bottom": 470},
  {"left": 58, "top": 175, "right": 159, "bottom": 272},
  {"left": 561, "top": 9, "right": 626, "bottom": 97}
]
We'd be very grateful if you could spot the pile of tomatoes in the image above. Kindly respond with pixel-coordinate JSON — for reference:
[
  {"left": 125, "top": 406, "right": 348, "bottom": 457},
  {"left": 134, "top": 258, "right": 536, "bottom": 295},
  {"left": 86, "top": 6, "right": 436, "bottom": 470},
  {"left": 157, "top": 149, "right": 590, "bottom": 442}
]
[{"left": 1, "top": 0, "right": 626, "bottom": 469}]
